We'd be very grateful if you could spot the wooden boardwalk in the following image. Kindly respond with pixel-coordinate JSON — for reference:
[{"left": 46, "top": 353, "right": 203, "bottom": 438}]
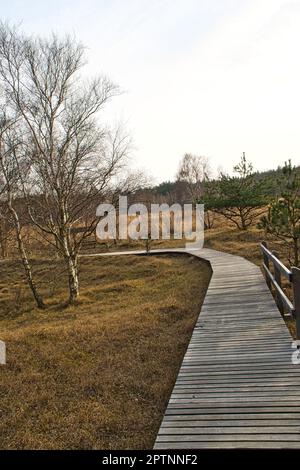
[
  {"left": 152, "top": 248, "right": 300, "bottom": 449},
  {"left": 88, "top": 247, "right": 300, "bottom": 448}
]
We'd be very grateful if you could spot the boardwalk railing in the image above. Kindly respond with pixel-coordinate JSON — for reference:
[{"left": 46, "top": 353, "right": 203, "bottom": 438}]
[{"left": 260, "top": 241, "right": 300, "bottom": 340}]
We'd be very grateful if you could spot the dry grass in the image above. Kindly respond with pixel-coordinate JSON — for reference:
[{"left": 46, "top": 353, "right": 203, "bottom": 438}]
[
  {"left": 0, "top": 210, "right": 295, "bottom": 450},
  {"left": 85, "top": 211, "right": 296, "bottom": 336},
  {"left": 0, "top": 254, "right": 211, "bottom": 449}
]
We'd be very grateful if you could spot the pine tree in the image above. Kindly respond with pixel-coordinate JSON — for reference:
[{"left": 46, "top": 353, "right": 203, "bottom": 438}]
[
  {"left": 259, "top": 160, "right": 300, "bottom": 266},
  {"left": 202, "top": 153, "right": 265, "bottom": 230}
]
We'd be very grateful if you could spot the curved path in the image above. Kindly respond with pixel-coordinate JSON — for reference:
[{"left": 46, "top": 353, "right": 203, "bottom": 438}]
[{"left": 84, "top": 247, "right": 300, "bottom": 448}]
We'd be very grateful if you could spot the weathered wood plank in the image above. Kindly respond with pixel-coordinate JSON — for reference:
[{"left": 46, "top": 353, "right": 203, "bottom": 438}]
[
  {"left": 155, "top": 442, "right": 300, "bottom": 449},
  {"left": 163, "top": 416, "right": 300, "bottom": 423},
  {"left": 158, "top": 426, "right": 300, "bottom": 434},
  {"left": 165, "top": 406, "right": 300, "bottom": 415},
  {"left": 156, "top": 434, "right": 300, "bottom": 442}
]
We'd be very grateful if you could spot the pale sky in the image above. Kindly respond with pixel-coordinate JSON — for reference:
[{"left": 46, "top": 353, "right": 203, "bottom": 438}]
[{"left": 1, "top": 0, "right": 300, "bottom": 182}]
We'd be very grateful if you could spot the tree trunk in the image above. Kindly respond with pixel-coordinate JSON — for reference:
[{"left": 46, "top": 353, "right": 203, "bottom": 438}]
[
  {"left": 66, "top": 254, "right": 79, "bottom": 304},
  {"left": 8, "top": 202, "right": 46, "bottom": 309},
  {"left": 0, "top": 222, "right": 7, "bottom": 258},
  {"left": 293, "top": 237, "right": 299, "bottom": 267},
  {"left": 59, "top": 225, "right": 80, "bottom": 305},
  {"left": 204, "top": 211, "right": 214, "bottom": 230},
  {"left": 57, "top": 200, "right": 80, "bottom": 305},
  {"left": 240, "top": 209, "right": 247, "bottom": 230}
]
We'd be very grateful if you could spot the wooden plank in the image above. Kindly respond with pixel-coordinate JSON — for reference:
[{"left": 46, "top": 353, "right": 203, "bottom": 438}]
[
  {"left": 170, "top": 392, "right": 300, "bottom": 399},
  {"left": 175, "top": 378, "right": 300, "bottom": 385},
  {"left": 163, "top": 415, "right": 300, "bottom": 422},
  {"left": 158, "top": 426, "right": 300, "bottom": 434},
  {"left": 165, "top": 406, "right": 300, "bottom": 415},
  {"left": 174, "top": 383, "right": 300, "bottom": 390},
  {"left": 154, "top": 442, "right": 300, "bottom": 449},
  {"left": 156, "top": 434, "right": 300, "bottom": 442},
  {"left": 179, "top": 361, "right": 295, "bottom": 369}
]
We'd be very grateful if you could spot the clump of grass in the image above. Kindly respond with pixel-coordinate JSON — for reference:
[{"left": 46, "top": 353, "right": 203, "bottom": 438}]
[{"left": 0, "top": 254, "right": 211, "bottom": 449}]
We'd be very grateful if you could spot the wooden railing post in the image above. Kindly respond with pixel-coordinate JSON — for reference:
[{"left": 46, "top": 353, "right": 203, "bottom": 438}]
[
  {"left": 292, "top": 267, "right": 300, "bottom": 341},
  {"left": 273, "top": 250, "right": 284, "bottom": 314},
  {"left": 261, "top": 241, "right": 271, "bottom": 289}
]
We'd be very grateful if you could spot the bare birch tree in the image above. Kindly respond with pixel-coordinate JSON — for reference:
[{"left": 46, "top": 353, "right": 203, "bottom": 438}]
[
  {"left": 176, "top": 153, "right": 210, "bottom": 203},
  {"left": 0, "top": 114, "right": 45, "bottom": 308},
  {"left": 176, "top": 153, "right": 215, "bottom": 228},
  {"left": 0, "top": 23, "right": 128, "bottom": 304}
]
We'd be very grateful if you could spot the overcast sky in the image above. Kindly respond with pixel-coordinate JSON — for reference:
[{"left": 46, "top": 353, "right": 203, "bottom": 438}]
[{"left": 1, "top": 0, "right": 300, "bottom": 182}]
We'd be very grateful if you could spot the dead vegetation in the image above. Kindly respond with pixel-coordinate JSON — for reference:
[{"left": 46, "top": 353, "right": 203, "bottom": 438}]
[
  {"left": 0, "top": 254, "right": 211, "bottom": 449},
  {"left": 0, "top": 208, "right": 296, "bottom": 450}
]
